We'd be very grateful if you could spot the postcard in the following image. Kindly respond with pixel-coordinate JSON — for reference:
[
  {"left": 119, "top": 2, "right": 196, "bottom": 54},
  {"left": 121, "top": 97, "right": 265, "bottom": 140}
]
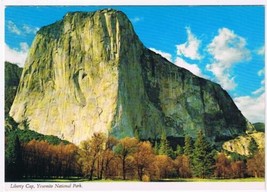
[{"left": 2, "top": 1, "right": 266, "bottom": 191}]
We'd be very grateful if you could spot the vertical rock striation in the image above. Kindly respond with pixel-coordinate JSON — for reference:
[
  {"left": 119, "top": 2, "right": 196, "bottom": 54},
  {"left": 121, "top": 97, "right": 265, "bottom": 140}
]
[{"left": 10, "top": 9, "right": 254, "bottom": 145}]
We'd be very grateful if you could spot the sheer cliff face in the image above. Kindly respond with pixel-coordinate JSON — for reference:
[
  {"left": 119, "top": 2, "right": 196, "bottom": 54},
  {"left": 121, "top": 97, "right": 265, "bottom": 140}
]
[{"left": 10, "top": 9, "right": 254, "bottom": 145}]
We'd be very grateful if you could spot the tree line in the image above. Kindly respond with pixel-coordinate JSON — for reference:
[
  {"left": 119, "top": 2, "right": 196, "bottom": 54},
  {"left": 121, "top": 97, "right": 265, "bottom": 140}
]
[{"left": 5, "top": 128, "right": 264, "bottom": 181}]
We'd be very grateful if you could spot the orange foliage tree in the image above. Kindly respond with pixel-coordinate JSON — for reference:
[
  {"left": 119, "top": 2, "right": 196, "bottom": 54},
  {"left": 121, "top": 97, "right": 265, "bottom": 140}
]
[
  {"left": 246, "top": 150, "right": 265, "bottom": 178},
  {"left": 230, "top": 160, "right": 246, "bottom": 178},
  {"left": 78, "top": 133, "right": 106, "bottom": 180},
  {"left": 133, "top": 141, "right": 155, "bottom": 181},
  {"left": 114, "top": 137, "right": 138, "bottom": 180},
  {"left": 22, "top": 140, "right": 79, "bottom": 178},
  {"left": 214, "top": 153, "right": 231, "bottom": 178},
  {"left": 174, "top": 155, "right": 192, "bottom": 178},
  {"left": 154, "top": 155, "right": 175, "bottom": 179}
]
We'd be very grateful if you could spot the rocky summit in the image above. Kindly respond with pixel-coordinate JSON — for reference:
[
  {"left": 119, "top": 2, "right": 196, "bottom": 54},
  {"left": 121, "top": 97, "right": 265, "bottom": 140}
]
[{"left": 10, "top": 9, "right": 254, "bottom": 145}]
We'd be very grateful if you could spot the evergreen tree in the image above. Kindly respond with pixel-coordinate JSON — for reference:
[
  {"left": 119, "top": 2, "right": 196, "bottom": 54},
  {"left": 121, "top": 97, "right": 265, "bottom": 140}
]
[
  {"left": 183, "top": 135, "right": 193, "bottom": 157},
  {"left": 158, "top": 131, "right": 171, "bottom": 156},
  {"left": 248, "top": 137, "right": 258, "bottom": 157},
  {"left": 192, "top": 130, "right": 215, "bottom": 178},
  {"left": 134, "top": 127, "right": 140, "bottom": 141},
  {"left": 5, "top": 115, "right": 18, "bottom": 132},
  {"left": 175, "top": 144, "right": 183, "bottom": 156},
  {"left": 21, "top": 119, "right": 30, "bottom": 130},
  {"left": 153, "top": 141, "right": 159, "bottom": 155},
  {"left": 183, "top": 135, "right": 193, "bottom": 169},
  {"left": 5, "top": 133, "right": 23, "bottom": 181}
]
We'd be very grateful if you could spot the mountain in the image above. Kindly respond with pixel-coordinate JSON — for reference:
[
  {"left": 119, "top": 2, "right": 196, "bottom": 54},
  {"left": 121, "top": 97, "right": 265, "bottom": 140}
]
[
  {"left": 10, "top": 9, "right": 254, "bottom": 145},
  {"left": 5, "top": 62, "right": 23, "bottom": 115}
]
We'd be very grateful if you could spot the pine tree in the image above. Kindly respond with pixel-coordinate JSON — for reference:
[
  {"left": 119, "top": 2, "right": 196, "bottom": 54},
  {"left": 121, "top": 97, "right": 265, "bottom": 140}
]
[
  {"left": 176, "top": 144, "right": 183, "bottom": 156},
  {"left": 183, "top": 135, "right": 193, "bottom": 170},
  {"left": 192, "top": 130, "right": 215, "bottom": 178},
  {"left": 158, "top": 131, "right": 171, "bottom": 156},
  {"left": 5, "top": 133, "right": 23, "bottom": 181},
  {"left": 183, "top": 135, "right": 193, "bottom": 157},
  {"left": 153, "top": 141, "right": 159, "bottom": 155}
]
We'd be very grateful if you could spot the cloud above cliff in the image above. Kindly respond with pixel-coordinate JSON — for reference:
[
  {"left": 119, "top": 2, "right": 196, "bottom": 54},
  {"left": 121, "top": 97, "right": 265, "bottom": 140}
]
[
  {"left": 7, "top": 21, "right": 21, "bottom": 35},
  {"left": 234, "top": 93, "right": 265, "bottom": 123},
  {"left": 206, "top": 28, "right": 251, "bottom": 91},
  {"left": 5, "top": 43, "right": 29, "bottom": 67},
  {"left": 7, "top": 20, "right": 39, "bottom": 35},
  {"left": 149, "top": 48, "right": 173, "bottom": 62},
  {"left": 176, "top": 27, "right": 202, "bottom": 60},
  {"left": 174, "top": 57, "right": 203, "bottom": 77}
]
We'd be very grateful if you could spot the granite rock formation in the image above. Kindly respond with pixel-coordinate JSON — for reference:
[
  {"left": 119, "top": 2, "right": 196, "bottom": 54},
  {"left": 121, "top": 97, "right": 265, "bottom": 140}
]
[{"left": 10, "top": 9, "right": 254, "bottom": 144}]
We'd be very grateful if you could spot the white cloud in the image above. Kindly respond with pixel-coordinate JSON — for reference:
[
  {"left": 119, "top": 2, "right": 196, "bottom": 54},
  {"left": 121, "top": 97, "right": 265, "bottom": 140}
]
[
  {"left": 7, "top": 21, "right": 21, "bottom": 35},
  {"left": 252, "top": 87, "right": 264, "bottom": 95},
  {"left": 131, "top": 17, "right": 143, "bottom": 23},
  {"left": 176, "top": 27, "right": 202, "bottom": 60},
  {"left": 258, "top": 68, "right": 265, "bottom": 76},
  {"left": 149, "top": 47, "right": 204, "bottom": 77},
  {"left": 23, "top": 24, "right": 39, "bottom": 34},
  {"left": 206, "top": 28, "right": 251, "bottom": 91},
  {"left": 256, "top": 45, "right": 265, "bottom": 56},
  {"left": 252, "top": 68, "right": 265, "bottom": 95},
  {"left": 174, "top": 57, "right": 203, "bottom": 77},
  {"left": 234, "top": 93, "right": 265, "bottom": 123},
  {"left": 149, "top": 48, "right": 173, "bottom": 62},
  {"left": 7, "top": 21, "right": 39, "bottom": 36},
  {"left": 206, "top": 62, "right": 237, "bottom": 90},
  {"left": 5, "top": 43, "right": 29, "bottom": 67}
]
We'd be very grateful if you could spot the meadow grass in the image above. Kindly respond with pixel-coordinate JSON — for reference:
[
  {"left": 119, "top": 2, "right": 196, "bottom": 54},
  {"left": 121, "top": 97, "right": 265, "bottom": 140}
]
[
  {"left": 20, "top": 177, "right": 264, "bottom": 182},
  {"left": 159, "top": 177, "right": 264, "bottom": 182}
]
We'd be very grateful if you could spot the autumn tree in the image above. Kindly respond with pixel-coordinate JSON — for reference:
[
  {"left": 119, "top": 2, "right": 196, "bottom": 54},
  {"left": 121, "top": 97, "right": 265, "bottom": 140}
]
[
  {"left": 101, "top": 136, "right": 118, "bottom": 179},
  {"left": 230, "top": 160, "right": 246, "bottom": 178},
  {"left": 192, "top": 130, "right": 215, "bottom": 178},
  {"left": 214, "top": 153, "right": 231, "bottom": 178},
  {"left": 61, "top": 143, "right": 79, "bottom": 177},
  {"left": 20, "top": 139, "right": 79, "bottom": 179},
  {"left": 246, "top": 150, "right": 265, "bottom": 178},
  {"left": 133, "top": 141, "right": 155, "bottom": 181},
  {"left": 115, "top": 137, "right": 138, "bottom": 180},
  {"left": 174, "top": 155, "right": 192, "bottom": 178},
  {"left": 104, "top": 155, "right": 121, "bottom": 179},
  {"left": 154, "top": 155, "right": 175, "bottom": 179},
  {"left": 79, "top": 133, "right": 106, "bottom": 180}
]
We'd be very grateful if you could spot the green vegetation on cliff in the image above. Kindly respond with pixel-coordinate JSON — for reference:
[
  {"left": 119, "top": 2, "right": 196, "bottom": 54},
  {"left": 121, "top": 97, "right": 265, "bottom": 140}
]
[
  {"left": 5, "top": 62, "right": 22, "bottom": 115},
  {"left": 253, "top": 122, "right": 265, "bottom": 132}
]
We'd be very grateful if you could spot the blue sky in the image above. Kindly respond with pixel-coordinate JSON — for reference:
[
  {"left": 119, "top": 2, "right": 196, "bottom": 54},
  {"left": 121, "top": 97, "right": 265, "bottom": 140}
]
[{"left": 5, "top": 6, "right": 265, "bottom": 123}]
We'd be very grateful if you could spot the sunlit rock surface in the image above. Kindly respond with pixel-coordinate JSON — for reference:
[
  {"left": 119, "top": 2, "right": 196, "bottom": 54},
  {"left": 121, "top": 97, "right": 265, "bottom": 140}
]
[{"left": 10, "top": 9, "right": 254, "bottom": 145}]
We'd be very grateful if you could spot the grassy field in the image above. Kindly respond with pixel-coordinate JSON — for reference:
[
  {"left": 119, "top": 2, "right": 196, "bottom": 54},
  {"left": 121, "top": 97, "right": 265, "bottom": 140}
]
[
  {"left": 19, "top": 177, "right": 264, "bottom": 182},
  {"left": 159, "top": 177, "right": 265, "bottom": 182}
]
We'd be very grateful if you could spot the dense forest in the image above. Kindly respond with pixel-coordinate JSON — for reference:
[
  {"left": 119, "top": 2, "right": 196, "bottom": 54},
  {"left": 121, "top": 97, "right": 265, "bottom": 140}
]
[{"left": 5, "top": 120, "right": 264, "bottom": 181}]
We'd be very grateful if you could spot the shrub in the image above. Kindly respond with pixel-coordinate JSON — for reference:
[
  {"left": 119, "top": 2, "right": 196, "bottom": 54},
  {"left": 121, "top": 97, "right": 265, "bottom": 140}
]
[{"left": 142, "top": 175, "right": 150, "bottom": 182}]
